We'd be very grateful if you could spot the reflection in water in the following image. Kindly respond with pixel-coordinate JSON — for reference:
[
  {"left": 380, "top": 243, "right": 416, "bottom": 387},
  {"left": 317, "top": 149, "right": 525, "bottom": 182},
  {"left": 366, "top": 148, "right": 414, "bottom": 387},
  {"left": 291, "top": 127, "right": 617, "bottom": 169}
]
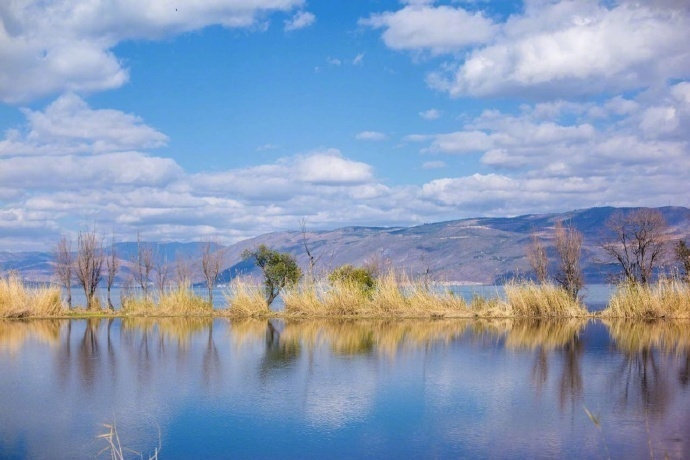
[
  {"left": 605, "top": 320, "right": 690, "bottom": 423},
  {"left": 0, "top": 319, "right": 62, "bottom": 354},
  {"left": 1, "top": 318, "right": 689, "bottom": 458}
]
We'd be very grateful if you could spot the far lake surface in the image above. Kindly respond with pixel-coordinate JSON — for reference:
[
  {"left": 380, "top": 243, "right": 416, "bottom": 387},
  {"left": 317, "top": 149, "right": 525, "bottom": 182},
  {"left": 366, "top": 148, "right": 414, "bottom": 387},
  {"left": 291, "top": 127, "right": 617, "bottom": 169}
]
[
  {"left": 68, "top": 283, "right": 616, "bottom": 311},
  {"left": 1, "top": 318, "right": 689, "bottom": 458}
]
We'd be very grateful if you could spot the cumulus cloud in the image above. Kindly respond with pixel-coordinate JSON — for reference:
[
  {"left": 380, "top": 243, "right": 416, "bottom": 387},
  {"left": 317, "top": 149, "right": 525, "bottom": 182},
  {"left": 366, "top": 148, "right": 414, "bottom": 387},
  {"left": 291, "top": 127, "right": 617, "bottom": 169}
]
[
  {"left": 409, "top": 81, "right": 690, "bottom": 212},
  {"left": 361, "top": 5, "right": 496, "bottom": 55},
  {"left": 0, "top": 93, "right": 168, "bottom": 157},
  {"left": 0, "top": 0, "right": 304, "bottom": 103},
  {"left": 284, "top": 11, "right": 315, "bottom": 31},
  {"left": 365, "top": 1, "right": 690, "bottom": 98},
  {"left": 2, "top": 84, "right": 690, "bottom": 250},
  {"left": 355, "top": 131, "right": 388, "bottom": 141}
]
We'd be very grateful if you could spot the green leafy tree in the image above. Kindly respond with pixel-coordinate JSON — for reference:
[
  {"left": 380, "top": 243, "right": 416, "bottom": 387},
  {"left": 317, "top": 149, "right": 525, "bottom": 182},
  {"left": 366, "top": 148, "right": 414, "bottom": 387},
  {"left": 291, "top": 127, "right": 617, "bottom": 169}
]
[
  {"left": 328, "top": 264, "right": 376, "bottom": 295},
  {"left": 242, "top": 245, "right": 302, "bottom": 306}
]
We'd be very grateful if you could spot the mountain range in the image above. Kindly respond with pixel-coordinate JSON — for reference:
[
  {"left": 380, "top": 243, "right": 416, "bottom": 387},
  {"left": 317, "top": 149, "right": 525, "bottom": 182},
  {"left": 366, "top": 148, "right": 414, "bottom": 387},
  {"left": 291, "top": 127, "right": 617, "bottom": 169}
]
[{"left": 2, "top": 206, "right": 689, "bottom": 285}]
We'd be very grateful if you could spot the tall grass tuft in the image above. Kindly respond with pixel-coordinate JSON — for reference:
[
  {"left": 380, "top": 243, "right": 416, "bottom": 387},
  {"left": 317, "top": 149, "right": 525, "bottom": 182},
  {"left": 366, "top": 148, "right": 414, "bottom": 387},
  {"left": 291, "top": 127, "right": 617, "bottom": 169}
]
[
  {"left": 602, "top": 278, "right": 690, "bottom": 319},
  {"left": 503, "top": 281, "right": 587, "bottom": 317},
  {"left": 224, "top": 278, "right": 269, "bottom": 316},
  {"left": 157, "top": 283, "right": 211, "bottom": 315},
  {"left": 121, "top": 282, "right": 210, "bottom": 316},
  {"left": 0, "top": 273, "right": 64, "bottom": 318},
  {"left": 284, "top": 271, "right": 473, "bottom": 318}
]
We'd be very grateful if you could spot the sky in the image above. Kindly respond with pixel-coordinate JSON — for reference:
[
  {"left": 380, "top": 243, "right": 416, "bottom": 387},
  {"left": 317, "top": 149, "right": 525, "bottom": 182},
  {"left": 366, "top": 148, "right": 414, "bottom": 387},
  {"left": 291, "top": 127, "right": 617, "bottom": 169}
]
[{"left": 1, "top": 0, "right": 689, "bottom": 250}]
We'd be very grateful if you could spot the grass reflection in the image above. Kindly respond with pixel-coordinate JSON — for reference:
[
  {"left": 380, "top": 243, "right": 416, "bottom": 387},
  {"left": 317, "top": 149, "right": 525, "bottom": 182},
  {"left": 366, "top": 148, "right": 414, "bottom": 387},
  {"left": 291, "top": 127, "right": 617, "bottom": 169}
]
[{"left": 0, "top": 319, "right": 63, "bottom": 354}]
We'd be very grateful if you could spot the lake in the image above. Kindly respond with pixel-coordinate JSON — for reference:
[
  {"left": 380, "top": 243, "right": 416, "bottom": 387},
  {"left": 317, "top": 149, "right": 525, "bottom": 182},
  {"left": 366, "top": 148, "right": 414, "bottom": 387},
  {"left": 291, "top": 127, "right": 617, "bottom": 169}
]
[
  {"left": 66, "top": 283, "right": 616, "bottom": 311},
  {"left": 1, "top": 318, "right": 688, "bottom": 458}
]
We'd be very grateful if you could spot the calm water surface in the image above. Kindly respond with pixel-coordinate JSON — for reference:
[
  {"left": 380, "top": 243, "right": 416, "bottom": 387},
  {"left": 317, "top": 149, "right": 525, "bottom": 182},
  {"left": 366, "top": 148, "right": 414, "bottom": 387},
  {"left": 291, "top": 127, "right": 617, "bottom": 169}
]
[{"left": 1, "top": 318, "right": 688, "bottom": 459}]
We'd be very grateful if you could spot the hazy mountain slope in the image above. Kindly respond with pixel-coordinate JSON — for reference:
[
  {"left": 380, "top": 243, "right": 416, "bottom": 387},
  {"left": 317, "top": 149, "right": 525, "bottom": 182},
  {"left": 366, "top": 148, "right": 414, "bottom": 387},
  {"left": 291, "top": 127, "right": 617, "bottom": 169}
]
[{"left": 2, "top": 207, "right": 689, "bottom": 284}]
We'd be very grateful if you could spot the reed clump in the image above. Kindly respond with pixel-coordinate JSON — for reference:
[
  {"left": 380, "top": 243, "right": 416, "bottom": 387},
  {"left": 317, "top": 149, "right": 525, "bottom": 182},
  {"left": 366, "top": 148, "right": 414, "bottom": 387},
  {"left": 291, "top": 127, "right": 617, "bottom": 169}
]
[
  {"left": 503, "top": 281, "right": 587, "bottom": 317},
  {"left": 120, "top": 295, "right": 157, "bottom": 315},
  {"left": 121, "top": 282, "right": 210, "bottom": 316},
  {"left": 224, "top": 278, "right": 269, "bottom": 317},
  {"left": 0, "top": 274, "right": 64, "bottom": 318},
  {"left": 157, "top": 284, "right": 211, "bottom": 315},
  {"left": 284, "top": 271, "right": 473, "bottom": 318},
  {"left": 602, "top": 278, "right": 690, "bottom": 319}
]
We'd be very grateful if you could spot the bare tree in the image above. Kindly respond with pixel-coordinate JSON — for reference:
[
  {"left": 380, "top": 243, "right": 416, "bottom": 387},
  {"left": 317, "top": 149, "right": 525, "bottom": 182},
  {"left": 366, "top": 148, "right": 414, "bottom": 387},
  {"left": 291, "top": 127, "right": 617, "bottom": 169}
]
[
  {"left": 526, "top": 232, "right": 549, "bottom": 283},
  {"left": 676, "top": 240, "right": 690, "bottom": 282},
  {"left": 75, "top": 230, "right": 104, "bottom": 310},
  {"left": 201, "top": 241, "right": 224, "bottom": 306},
  {"left": 55, "top": 236, "right": 74, "bottom": 309},
  {"left": 602, "top": 209, "right": 668, "bottom": 284},
  {"left": 155, "top": 252, "right": 170, "bottom": 294},
  {"left": 300, "top": 218, "right": 322, "bottom": 283},
  {"left": 105, "top": 236, "right": 119, "bottom": 310},
  {"left": 133, "top": 233, "right": 154, "bottom": 298},
  {"left": 554, "top": 221, "right": 584, "bottom": 300},
  {"left": 175, "top": 252, "right": 195, "bottom": 286}
]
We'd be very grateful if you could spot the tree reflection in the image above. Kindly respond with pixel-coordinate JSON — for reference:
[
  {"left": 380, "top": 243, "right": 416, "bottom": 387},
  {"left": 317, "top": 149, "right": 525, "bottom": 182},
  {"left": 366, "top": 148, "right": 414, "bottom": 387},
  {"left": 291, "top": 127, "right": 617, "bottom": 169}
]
[
  {"left": 558, "top": 336, "right": 583, "bottom": 411},
  {"left": 259, "top": 321, "right": 301, "bottom": 380},
  {"left": 78, "top": 319, "right": 101, "bottom": 390},
  {"left": 202, "top": 321, "right": 221, "bottom": 389}
]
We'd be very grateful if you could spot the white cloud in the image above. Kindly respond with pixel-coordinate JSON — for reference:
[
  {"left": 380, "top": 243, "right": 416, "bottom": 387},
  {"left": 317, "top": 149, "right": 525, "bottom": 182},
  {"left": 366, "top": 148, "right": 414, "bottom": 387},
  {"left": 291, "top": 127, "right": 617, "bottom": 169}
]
[
  {"left": 364, "top": 1, "right": 690, "bottom": 98},
  {"left": 0, "top": 93, "right": 168, "bottom": 157},
  {"left": 428, "top": 1, "right": 690, "bottom": 97},
  {"left": 327, "top": 57, "right": 342, "bottom": 66},
  {"left": 353, "top": 53, "right": 365, "bottom": 65},
  {"left": 419, "top": 108, "right": 441, "bottom": 120},
  {"left": 361, "top": 5, "right": 497, "bottom": 55},
  {"left": 284, "top": 11, "right": 315, "bottom": 31},
  {"left": 296, "top": 150, "right": 374, "bottom": 185},
  {"left": 409, "top": 81, "right": 690, "bottom": 211},
  {"left": 355, "top": 131, "right": 388, "bottom": 141},
  {"left": 0, "top": 0, "right": 304, "bottom": 103},
  {"left": 2, "top": 87, "right": 690, "bottom": 250}
]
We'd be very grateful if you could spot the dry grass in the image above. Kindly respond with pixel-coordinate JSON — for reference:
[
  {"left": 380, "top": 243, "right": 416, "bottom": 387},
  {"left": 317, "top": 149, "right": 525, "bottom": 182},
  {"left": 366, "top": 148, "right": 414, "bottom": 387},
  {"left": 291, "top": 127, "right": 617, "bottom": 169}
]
[
  {"left": 158, "top": 284, "right": 211, "bottom": 315},
  {"left": 121, "top": 283, "right": 211, "bottom": 316},
  {"left": 602, "top": 279, "right": 690, "bottom": 319},
  {"left": 224, "top": 278, "right": 269, "bottom": 317},
  {"left": 0, "top": 273, "right": 64, "bottom": 318},
  {"left": 284, "top": 271, "right": 473, "bottom": 318},
  {"left": 503, "top": 281, "right": 587, "bottom": 317},
  {"left": 120, "top": 295, "right": 157, "bottom": 315}
]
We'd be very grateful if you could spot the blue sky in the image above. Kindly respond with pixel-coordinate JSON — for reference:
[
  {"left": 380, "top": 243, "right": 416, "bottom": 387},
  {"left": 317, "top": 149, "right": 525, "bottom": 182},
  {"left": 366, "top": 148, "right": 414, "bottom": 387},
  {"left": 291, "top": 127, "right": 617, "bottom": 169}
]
[{"left": 1, "top": 0, "right": 689, "bottom": 249}]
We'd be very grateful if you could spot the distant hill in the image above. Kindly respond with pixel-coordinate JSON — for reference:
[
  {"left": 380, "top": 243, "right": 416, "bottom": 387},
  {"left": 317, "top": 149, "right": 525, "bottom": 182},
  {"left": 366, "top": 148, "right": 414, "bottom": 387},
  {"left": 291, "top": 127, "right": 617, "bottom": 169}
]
[{"left": 2, "top": 206, "right": 689, "bottom": 285}]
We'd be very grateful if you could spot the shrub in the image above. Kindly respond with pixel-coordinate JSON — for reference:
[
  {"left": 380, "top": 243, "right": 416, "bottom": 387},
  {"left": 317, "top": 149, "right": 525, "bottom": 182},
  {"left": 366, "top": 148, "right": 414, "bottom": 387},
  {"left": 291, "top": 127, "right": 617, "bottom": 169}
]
[{"left": 328, "top": 265, "right": 376, "bottom": 294}]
